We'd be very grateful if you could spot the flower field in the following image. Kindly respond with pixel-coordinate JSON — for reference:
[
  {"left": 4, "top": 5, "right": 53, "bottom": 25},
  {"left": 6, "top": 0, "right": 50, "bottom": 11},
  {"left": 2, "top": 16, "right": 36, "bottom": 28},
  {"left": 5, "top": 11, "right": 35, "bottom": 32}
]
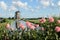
[{"left": 0, "top": 17, "right": 60, "bottom": 40}]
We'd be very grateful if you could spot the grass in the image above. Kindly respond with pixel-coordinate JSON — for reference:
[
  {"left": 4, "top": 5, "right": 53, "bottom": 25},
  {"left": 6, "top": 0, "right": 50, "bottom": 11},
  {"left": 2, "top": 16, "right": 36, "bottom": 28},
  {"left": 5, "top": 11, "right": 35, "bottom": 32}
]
[
  {"left": 26, "top": 19, "right": 40, "bottom": 24},
  {"left": 0, "top": 19, "right": 14, "bottom": 28}
]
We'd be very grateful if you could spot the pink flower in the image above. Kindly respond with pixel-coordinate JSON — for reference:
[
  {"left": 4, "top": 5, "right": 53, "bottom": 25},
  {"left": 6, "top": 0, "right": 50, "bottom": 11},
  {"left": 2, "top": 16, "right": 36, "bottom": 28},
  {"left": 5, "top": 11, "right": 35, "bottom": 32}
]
[
  {"left": 39, "top": 18, "right": 46, "bottom": 23},
  {"left": 57, "top": 20, "right": 60, "bottom": 24},
  {"left": 26, "top": 21, "right": 36, "bottom": 30},
  {"left": 41, "top": 27, "right": 45, "bottom": 31},
  {"left": 29, "top": 25, "right": 35, "bottom": 30},
  {"left": 19, "top": 24, "right": 25, "bottom": 30},
  {"left": 26, "top": 21, "right": 30, "bottom": 25},
  {"left": 6, "top": 23, "right": 10, "bottom": 29},
  {"left": 55, "top": 26, "right": 60, "bottom": 32},
  {"left": 48, "top": 17, "right": 54, "bottom": 22},
  {"left": 26, "top": 21, "right": 32, "bottom": 27},
  {"left": 34, "top": 24, "right": 39, "bottom": 27}
]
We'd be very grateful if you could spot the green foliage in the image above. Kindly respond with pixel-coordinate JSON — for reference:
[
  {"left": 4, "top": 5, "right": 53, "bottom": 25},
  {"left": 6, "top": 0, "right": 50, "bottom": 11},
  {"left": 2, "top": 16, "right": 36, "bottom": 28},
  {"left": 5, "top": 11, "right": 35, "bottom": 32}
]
[
  {"left": 0, "top": 18, "right": 9, "bottom": 23},
  {"left": 0, "top": 17, "right": 60, "bottom": 40}
]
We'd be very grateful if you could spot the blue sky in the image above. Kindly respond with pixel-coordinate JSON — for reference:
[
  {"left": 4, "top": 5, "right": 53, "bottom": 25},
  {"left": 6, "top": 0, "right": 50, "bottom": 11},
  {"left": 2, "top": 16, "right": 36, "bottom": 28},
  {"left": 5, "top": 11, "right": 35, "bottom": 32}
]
[{"left": 0, "top": 0, "right": 60, "bottom": 18}]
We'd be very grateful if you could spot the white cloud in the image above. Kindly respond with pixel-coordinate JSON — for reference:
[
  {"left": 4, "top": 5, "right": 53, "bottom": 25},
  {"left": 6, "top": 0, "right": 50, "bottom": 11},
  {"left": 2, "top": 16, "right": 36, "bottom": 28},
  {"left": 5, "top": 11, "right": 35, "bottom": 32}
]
[
  {"left": 58, "top": 1, "right": 60, "bottom": 6},
  {"left": 12, "top": 1, "right": 34, "bottom": 13},
  {"left": 41, "top": 0, "right": 50, "bottom": 7},
  {"left": 12, "top": 1, "right": 28, "bottom": 9},
  {"left": 9, "top": 6, "right": 17, "bottom": 12},
  {"left": 0, "top": 1, "right": 7, "bottom": 10},
  {"left": 28, "top": 6, "right": 34, "bottom": 12},
  {"left": 9, "top": 13, "right": 14, "bottom": 17},
  {"left": 37, "top": 0, "right": 54, "bottom": 8},
  {"left": 51, "top": 3, "right": 54, "bottom": 6}
]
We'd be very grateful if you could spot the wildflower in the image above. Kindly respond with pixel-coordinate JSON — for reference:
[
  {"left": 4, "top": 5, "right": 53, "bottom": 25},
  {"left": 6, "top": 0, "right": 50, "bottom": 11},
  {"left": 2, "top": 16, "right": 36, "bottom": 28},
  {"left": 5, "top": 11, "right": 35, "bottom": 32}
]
[
  {"left": 29, "top": 25, "right": 35, "bottom": 30},
  {"left": 57, "top": 20, "right": 60, "bottom": 24},
  {"left": 48, "top": 17, "right": 54, "bottom": 22},
  {"left": 55, "top": 26, "right": 60, "bottom": 32},
  {"left": 39, "top": 18, "right": 46, "bottom": 23},
  {"left": 26, "top": 21, "right": 32, "bottom": 27},
  {"left": 34, "top": 24, "right": 39, "bottom": 27},
  {"left": 19, "top": 23, "right": 25, "bottom": 30},
  {"left": 6, "top": 23, "right": 10, "bottom": 29}
]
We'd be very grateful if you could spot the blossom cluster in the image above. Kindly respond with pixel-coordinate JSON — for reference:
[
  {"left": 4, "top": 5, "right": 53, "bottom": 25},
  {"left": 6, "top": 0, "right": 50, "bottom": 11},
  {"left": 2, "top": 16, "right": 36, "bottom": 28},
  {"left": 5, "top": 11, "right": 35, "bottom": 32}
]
[{"left": 6, "top": 17, "right": 60, "bottom": 32}]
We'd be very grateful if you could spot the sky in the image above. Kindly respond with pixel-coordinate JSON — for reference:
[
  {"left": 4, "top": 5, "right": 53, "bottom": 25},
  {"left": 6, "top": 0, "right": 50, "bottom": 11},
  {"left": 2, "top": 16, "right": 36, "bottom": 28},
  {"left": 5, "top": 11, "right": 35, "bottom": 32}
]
[{"left": 0, "top": 0, "right": 60, "bottom": 18}]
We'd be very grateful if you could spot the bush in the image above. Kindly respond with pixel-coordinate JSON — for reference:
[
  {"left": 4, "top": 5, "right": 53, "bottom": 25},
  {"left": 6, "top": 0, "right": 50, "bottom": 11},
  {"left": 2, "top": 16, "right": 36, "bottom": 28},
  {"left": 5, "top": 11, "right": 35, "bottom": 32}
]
[
  {"left": 1, "top": 17, "right": 60, "bottom": 40},
  {"left": 0, "top": 18, "right": 9, "bottom": 23}
]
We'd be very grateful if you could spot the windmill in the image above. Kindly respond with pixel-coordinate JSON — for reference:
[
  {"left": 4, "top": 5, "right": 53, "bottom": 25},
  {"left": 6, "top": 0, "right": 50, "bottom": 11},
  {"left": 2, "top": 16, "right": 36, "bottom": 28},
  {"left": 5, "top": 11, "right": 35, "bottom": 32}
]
[{"left": 15, "top": 11, "right": 20, "bottom": 28}]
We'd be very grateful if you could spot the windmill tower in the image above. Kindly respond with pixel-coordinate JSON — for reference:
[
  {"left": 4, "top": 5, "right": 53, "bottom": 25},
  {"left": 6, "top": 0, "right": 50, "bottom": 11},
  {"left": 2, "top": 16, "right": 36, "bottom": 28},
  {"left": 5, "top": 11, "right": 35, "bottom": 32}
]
[
  {"left": 15, "top": 11, "right": 20, "bottom": 28},
  {"left": 15, "top": 11, "right": 20, "bottom": 20}
]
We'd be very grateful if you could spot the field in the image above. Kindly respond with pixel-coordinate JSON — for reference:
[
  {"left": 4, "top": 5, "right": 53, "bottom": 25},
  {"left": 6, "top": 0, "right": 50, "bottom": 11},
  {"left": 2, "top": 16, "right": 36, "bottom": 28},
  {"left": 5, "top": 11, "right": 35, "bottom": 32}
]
[
  {"left": 0, "top": 17, "right": 60, "bottom": 40},
  {"left": 27, "top": 19, "right": 39, "bottom": 24},
  {"left": 0, "top": 19, "right": 14, "bottom": 27}
]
